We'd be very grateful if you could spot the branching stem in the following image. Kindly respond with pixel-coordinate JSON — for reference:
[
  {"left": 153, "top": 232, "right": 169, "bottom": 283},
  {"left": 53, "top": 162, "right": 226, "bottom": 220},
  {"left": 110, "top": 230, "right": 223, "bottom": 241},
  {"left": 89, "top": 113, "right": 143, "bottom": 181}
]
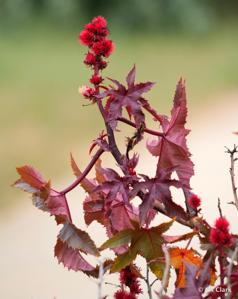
[
  {"left": 60, "top": 148, "right": 104, "bottom": 195},
  {"left": 226, "top": 145, "right": 238, "bottom": 211},
  {"left": 117, "top": 117, "right": 164, "bottom": 137}
]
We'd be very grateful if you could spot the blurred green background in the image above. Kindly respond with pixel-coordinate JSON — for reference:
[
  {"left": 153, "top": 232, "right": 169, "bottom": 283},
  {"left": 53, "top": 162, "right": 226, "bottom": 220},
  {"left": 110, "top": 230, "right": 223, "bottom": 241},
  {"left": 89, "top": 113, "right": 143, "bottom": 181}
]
[{"left": 1, "top": 0, "right": 238, "bottom": 209}]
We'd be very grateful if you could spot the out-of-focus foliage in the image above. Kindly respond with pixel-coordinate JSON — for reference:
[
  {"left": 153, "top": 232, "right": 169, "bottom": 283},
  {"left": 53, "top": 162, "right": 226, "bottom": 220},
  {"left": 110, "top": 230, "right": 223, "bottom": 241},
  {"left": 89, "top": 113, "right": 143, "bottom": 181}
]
[{"left": 0, "top": 0, "right": 238, "bottom": 34}]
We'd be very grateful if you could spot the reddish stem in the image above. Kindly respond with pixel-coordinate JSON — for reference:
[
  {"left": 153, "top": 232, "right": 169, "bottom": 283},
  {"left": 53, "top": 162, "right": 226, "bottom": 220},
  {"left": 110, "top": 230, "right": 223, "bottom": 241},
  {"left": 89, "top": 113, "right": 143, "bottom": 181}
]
[
  {"left": 143, "top": 101, "right": 164, "bottom": 123},
  {"left": 60, "top": 148, "right": 104, "bottom": 195},
  {"left": 117, "top": 117, "right": 164, "bottom": 137},
  {"left": 218, "top": 249, "right": 224, "bottom": 286}
]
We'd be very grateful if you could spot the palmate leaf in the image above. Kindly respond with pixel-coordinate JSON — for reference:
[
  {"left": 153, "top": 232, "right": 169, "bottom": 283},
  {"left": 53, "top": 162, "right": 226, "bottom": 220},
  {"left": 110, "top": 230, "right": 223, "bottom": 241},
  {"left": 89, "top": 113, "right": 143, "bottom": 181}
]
[
  {"left": 58, "top": 222, "right": 99, "bottom": 256},
  {"left": 100, "top": 219, "right": 174, "bottom": 274},
  {"left": 147, "top": 80, "right": 194, "bottom": 187},
  {"left": 132, "top": 169, "right": 186, "bottom": 226},
  {"left": 98, "top": 65, "right": 155, "bottom": 129}
]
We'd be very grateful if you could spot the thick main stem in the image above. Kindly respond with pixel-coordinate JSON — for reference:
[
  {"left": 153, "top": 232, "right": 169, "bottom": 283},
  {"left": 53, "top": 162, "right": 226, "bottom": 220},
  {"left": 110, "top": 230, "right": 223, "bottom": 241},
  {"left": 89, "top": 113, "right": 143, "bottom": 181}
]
[
  {"left": 94, "top": 66, "right": 123, "bottom": 167},
  {"left": 60, "top": 148, "right": 104, "bottom": 195}
]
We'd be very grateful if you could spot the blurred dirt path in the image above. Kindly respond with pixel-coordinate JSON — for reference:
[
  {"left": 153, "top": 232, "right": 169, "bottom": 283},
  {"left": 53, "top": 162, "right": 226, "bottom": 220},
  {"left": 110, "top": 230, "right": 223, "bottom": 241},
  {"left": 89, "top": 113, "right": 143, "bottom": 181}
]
[{"left": 1, "top": 90, "right": 238, "bottom": 299}]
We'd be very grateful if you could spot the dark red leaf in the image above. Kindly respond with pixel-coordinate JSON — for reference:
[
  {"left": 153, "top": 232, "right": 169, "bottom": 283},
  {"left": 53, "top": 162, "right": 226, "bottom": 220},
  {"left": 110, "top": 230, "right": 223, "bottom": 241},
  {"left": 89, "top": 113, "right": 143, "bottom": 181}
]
[
  {"left": 147, "top": 80, "right": 194, "bottom": 187},
  {"left": 98, "top": 66, "right": 155, "bottom": 129}
]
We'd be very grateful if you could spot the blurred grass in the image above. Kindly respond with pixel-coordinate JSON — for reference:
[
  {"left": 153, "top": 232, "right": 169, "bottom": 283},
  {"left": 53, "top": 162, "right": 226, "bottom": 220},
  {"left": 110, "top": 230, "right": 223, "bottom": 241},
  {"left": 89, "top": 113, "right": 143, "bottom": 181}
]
[{"left": 1, "top": 23, "right": 238, "bottom": 209}]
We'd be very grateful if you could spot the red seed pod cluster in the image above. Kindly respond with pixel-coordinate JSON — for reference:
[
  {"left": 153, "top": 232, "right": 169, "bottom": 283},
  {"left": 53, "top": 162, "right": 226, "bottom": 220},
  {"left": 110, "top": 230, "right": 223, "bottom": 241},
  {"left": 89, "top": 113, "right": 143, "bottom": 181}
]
[
  {"left": 115, "top": 266, "right": 142, "bottom": 298},
  {"left": 79, "top": 16, "right": 114, "bottom": 70},
  {"left": 209, "top": 217, "right": 233, "bottom": 247},
  {"left": 188, "top": 194, "right": 201, "bottom": 210}
]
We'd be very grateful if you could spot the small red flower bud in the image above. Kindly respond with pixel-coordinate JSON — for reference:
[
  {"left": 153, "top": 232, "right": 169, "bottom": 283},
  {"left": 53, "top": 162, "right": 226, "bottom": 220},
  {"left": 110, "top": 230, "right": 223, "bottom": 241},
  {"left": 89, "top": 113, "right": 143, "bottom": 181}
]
[
  {"left": 84, "top": 52, "right": 97, "bottom": 66},
  {"left": 188, "top": 194, "right": 201, "bottom": 210},
  {"left": 79, "top": 86, "right": 96, "bottom": 99},
  {"left": 128, "top": 167, "right": 136, "bottom": 176},
  {"left": 92, "top": 16, "right": 107, "bottom": 28},
  {"left": 79, "top": 30, "right": 94, "bottom": 47},
  {"left": 98, "top": 59, "right": 107, "bottom": 70},
  {"left": 92, "top": 39, "right": 114, "bottom": 57},
  {"left": 90, "top": 74, "right": 103, "bottom": 85}
]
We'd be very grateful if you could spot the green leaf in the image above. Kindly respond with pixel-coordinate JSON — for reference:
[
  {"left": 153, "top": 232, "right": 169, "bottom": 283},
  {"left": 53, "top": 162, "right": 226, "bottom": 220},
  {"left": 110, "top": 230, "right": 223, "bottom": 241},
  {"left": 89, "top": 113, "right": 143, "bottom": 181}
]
[
  {"left": 152, "top": 219, "right": 175, "bottom": 234},
  {"left": 100, "top": 229, "right": 133, "bottom": 250},
  {"left": 111, "top": 248, "right": 137, "bottom": 273},
  {"left": 149, "top": 261, "right": 166, "bottom": 280}
]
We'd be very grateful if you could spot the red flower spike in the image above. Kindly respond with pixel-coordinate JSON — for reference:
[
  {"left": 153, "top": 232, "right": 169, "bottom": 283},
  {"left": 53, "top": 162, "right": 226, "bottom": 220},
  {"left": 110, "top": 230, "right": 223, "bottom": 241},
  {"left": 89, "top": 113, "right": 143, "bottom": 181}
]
[
  {"left": 84, "top": 52, "right": 97, "bottom": 66},
  {"left": 98, "top": 58, "right": 108, "bottom": 70},
  {"left": 188, "top": 194, "right": 201, "bottom": 209},
  {"left": 92, "top": 39, "right": 114, "bottom": 57},
  {"left": 85, "top": 17, "right": 108, "bottom": 37},
  {"left": 90, "top": 74, "right": 103, "bottom": 85},
  {"left": 210, "top": 217, "right": 233, "bottom": 247},
  {"left": 92, "top": 16, "right": 107, "bottom": 28},
  {"left": 215, "top": 217, "right": 230, "bottom": 231},
  {"left": 79, "top": 30, "right": 94, "bottom": 47}
]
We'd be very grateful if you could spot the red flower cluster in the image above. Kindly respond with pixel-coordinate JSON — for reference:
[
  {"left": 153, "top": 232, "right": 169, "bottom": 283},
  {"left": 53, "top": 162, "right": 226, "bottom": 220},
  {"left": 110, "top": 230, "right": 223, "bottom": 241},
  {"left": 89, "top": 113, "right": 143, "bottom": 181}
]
[
  {"left": 79, "top": 16, "right": 114, "bottom": 70},
  {"left": 120, "top": 266, "right": 142, "bottom": 294},
  {"left": 188, "top": 194, "right": 201, "bottom": 210},
  {"left": 210, "top": 217, "right": 233, "bottom": 247}
]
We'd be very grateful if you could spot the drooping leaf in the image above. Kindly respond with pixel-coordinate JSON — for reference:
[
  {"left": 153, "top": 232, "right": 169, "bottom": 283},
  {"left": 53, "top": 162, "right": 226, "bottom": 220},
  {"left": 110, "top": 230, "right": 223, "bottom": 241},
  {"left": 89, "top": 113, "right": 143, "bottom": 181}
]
[
  {"left": 147, "top": 80, "right": 194, "bottom": 187},
  {"left": 54, "top": 239, "right": 95, "bottom": 273},
  {"left": 58, "top": 222, "right": 99, "bottom": 256}
]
